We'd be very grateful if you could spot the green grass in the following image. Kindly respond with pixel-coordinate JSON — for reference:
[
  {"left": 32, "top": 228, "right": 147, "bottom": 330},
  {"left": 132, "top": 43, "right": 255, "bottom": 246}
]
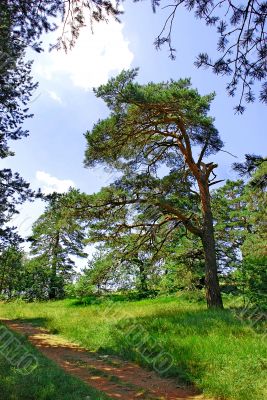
[
  {"left": 0, "top": 323, "right": 111, "bottom": 400},
  {"left": 0, "top": 294, "right": 266, "bottom": 400}
]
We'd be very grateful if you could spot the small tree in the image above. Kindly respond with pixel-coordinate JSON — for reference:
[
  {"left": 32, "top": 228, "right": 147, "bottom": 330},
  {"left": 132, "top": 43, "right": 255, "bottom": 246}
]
[{"left": 84, "top": 70, "right": 225, "bottom": 308}]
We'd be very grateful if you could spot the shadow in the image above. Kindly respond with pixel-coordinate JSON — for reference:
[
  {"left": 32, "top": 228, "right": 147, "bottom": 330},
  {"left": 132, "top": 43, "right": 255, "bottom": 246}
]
[
  {"left": 11, "top": 317, "right": 49, "bottom": 328},
  {"left": 69, "top": 294, "right": 128, "bottom": 307},
  {"left": 68, "top": 291, "right": 161, "bottom": 307},
  {"left": 98, "top": 306, "right": 256, "bottom": 385},
  {"left": 1, "top": 317, "right": 61, "bottom": 334}
]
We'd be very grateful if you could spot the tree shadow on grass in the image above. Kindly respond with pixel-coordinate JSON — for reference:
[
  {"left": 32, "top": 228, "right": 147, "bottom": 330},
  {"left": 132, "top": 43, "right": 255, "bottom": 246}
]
[
  {"left": 13, "top": 317, "right": 49, "bottom": 328},
  {"left": 68, "top": 293, "right": 149, "bottom": 307},
  {"left": 98, "top": 307, "right": 256, "bottom": 385},
  {"left": 1, "top": 317, "right": 61, "bottom": 334}
]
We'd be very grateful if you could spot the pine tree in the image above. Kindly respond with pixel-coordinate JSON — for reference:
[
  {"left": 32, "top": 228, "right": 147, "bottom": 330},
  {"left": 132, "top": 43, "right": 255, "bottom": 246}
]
[
  {"left": 29, "top": 191, "right": 87, "bottom": 299},
  {"left": 84, "top": 70, "right": 224, "bottom": 308}
]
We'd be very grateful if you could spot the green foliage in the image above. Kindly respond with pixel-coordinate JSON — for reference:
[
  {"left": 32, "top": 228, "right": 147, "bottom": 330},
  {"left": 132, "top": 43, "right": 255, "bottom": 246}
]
[
  {"left": 0, "top": 169, "right": 34, "bottom": 251},
  {"left": 75, "top": 252, "right": 116, "bottom": 297},
  {"left": 0, "top": 2, "right": 37, "bottom": 158},
  {"left": 237, "top": 256, "right": 267, "bottom": 310},
  {"left": 0, "top": 246, "right": 24, "bottom": 298},
  {"left": 239, "top": 163, "right": 267, "bottom": 309},
  {"left": 86, "top": 70, "right": 221, "bottom": 171},
  {"left": 159, "top": 234, "right": 205, "bottom": 293},
  {"left": 213, "top": 160, "right": 267, "bottom": 309},
  {"left": 20, "top": 255, "right": 53, "bottom": 301},
  {"left": 74, "top": 245, "right": 157, "bottom": 298},
  {"left": 0, "top": 2, "right": 38, "bottom": 251},
  {"left": 28, "top": 190, "right": 87, "bottom": 300},
  {"left": 212, "top": 179, "right": 248, "bottom": 272}
]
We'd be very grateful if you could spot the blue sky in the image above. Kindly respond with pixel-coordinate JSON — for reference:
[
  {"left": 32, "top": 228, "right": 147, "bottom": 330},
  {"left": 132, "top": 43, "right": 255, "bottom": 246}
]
[{"left": 1, "top": 1, "right": 266, "bottom": 255}]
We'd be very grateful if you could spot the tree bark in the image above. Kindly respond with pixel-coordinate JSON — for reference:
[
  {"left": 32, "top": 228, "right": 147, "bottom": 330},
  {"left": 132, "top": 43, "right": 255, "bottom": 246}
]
[
  {"left": 199, "top": 179, "right": 224, "bottom": 309},
  {"left": 49, "top": 231, "right": 60, "bottom": 300},
  {"left": 139, "top": 262, "right": 148, "bottom": 296},
  {"left": 0, "top": 265, "right": 6, "bottom": 295}
]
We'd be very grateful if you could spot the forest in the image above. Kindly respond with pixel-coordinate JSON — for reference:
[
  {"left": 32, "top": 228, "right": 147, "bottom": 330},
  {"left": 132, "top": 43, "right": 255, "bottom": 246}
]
[{"left": 0, "top": 1, "right": 266, "bottom": 400}]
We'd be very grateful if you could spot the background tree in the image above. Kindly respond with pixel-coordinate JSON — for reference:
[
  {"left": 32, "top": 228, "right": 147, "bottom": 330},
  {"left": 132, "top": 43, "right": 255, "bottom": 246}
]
[
  {"left": 234, "top": 158, "right": 267, "bottom": 309},
  {"left": 0, "top": 2, "right": 40, "bottom": 250},
  {"left": 0, "top": 2, "right": 39, "bottom": 158},
  {"left": 212, "top": 180, "right": 249, "bottom": 274},
  {"left": 88, "top": 205, "right": 205, "bottom": 297},
  {"left": 233, "top": 154, "right": 267, "bottom": 188},
  {"left": 19, "top": 255, "right": 52, "bottom": 301},
  {"left": 210, "top": 159, "right": 266, "bottom": 308},
  {"left": 87, "top": 202, "right": 168, "bottom": 297},
  {"left": 81, "top": 250, "right": 119, "bottom": 295},
  {"left": 83, "top": 69, "right": 225, "bottom": 308},
  {"left": 29, "top": 191, "right": 87, "bottom": 299},
  {"left": 75, "top": 244, "right": 162, "bottom": 299},
  {"left": 0, "top": 245, "right": 24, "bottom": 299},
  {"left": 159, "top": 232, "right": 205, "bottom": 293},
  {"left": 0, "top": 169, "right": 34, "bottom": 250}
]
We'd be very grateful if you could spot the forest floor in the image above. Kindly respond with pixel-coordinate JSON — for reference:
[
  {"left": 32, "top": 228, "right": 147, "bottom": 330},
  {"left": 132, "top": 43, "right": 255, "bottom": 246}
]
[{"left": 2, "top": 319, "right": 204, "bottom": 400}]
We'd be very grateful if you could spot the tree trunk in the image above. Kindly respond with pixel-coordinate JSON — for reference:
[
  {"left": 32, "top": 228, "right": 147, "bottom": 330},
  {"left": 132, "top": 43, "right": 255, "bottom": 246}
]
[
  {"left": 49, "top": 231, "right": 60, "bottom": 300},
  {"left": 139, "top": 262, "right": 148, "bottom": 296},
  {"left": 199, "top": 179, "right": 224, "bottom": 309},
  {"left": 0, "top": 266, "right": 6, "bottom": 295},
  {"left": 49, "top": 263, "right": 57, "bottom": 300}
]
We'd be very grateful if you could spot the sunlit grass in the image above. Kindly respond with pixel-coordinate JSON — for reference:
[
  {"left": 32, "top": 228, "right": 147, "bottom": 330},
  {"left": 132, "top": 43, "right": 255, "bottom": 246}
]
[{"left": 0, "top": 294, "right": 266, "bottom": 400}]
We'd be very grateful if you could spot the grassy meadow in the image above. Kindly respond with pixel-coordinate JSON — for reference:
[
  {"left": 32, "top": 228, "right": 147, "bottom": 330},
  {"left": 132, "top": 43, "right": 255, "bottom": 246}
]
[{"left": 0, "top": 294, "right": 266, "bottom": 400}]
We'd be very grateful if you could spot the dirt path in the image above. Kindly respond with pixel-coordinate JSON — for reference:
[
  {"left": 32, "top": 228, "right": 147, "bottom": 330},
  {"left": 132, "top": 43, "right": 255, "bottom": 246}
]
[{"left": 2, "top": 319, "right": 207, "bottom": 400}]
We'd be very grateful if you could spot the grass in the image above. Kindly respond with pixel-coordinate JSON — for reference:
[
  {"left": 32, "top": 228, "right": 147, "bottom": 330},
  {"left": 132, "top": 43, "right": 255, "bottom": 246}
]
[
  {"left": 0, "top": 294, "right": 266, "bottom": 400},
  {"left": 0, "top": 323, "right": 111, "bottom": 400}
]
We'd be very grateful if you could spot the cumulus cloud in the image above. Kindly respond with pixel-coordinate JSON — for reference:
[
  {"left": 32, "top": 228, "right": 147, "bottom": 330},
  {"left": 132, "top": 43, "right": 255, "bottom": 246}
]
[
  {"left": 47, "top": 90, "right": 63, "bottom": 104},
  {"left": 36, "top": 171, "right": 75, "bottom": 195},
  {"left": 35, "top": 20, "right": 134, "bottom": 90}
]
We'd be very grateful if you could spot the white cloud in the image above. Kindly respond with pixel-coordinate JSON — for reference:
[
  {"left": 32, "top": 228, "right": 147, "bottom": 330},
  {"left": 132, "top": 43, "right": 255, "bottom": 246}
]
[
  {"left": 35, "top": 20, "right": 134, "bottom": 89},
  {"left": 10, "top": 200, "right": 45, "bottom": 239},
  {"left": 47, "top": 90, "right": 63, "bottom": 104},
  {"left": 36, "top": 171, "right": 75, "bottom": 195}
]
